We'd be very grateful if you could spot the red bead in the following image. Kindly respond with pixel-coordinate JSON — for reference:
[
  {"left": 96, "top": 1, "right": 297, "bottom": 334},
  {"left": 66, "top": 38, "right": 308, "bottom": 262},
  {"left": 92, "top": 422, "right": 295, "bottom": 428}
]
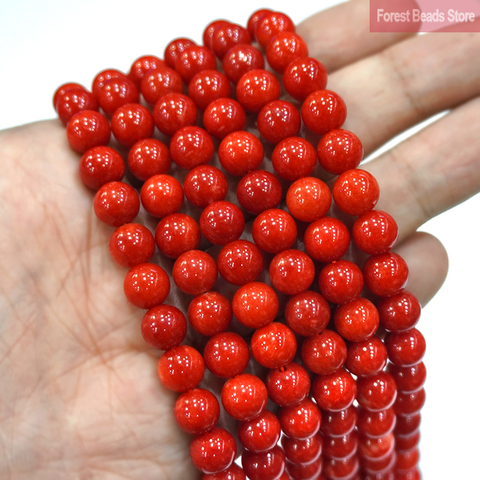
[
  {"left": 53, "top": 82, "right": 86, "bottom": 109},
  {"left": 66, "top": 110, "right": 111, "bottom": 153},
  {"left": 387, "top": 361, "right": 426, "bottom": 393},
  {"left": 232, "top": 281, "right": 279, "bottom": 329},
  {"left": 236, "top": 69, "right": 281, "bottom": 114},
  {"left": 304, "top": 217, "right": 351, "bottom": 263},
  {"left": 203, "top": 97, "right": 247, "bottom": 140},
  {"left": 356, "top": 371, "right": 398, "bottom": 412},
  {"left": 332, "top": 169, "right": 380, "bottom": 216},
  {"left": 395, "top": 447, "right": 419, "bottom": 472},
  {"left": 188, "top": 69, "right": 232, "bottom": 110},
  {"left": 172, "top": 250, "right": 218, "bottom": 295},
  {"left": 204, "top": 331, "right": 250, "bottom": 378},
  {"left": 323, "top": 431, "right": 358, "bottom": 459},
  {"left": 251, "top": 322, "right": 297, "bottom": 369},
  {"left": 109, "top": 222, "right": 155, "bottom": 268},
  {"left": 140, "top": 65, "right": 183, "bottom": 105},
  {"left": 312, "top": 368, "right": 357, "bottom": 412},
  {"left": 184, "top": 165, "right": 228, "bottom": 208},
  {"left": 345, "top": 335, "right": 388, "bottom": 377},
  {"left": 286, "top": 457, "right": 324, "bottom": 480},
  {"left": 334, "top": 297, "right": 380, "bottom": 343},
  {"left": 265, "top": 362, "right": 311, "bottom": 407},
  {"left": 141, "top": 304, "right": 187, "bottom": 350},
  {"left": 394, "top": 413, "right": 421, "bottom": 436},
  {"left": 218, "top": 131, "right": 264, "bottom": 177},
  {"left": 175, "top": 45, "right": 217, "bottom": 84},
  {"left": 385, "top": 328, "right": 426, "bottom": 367},
  {"left": 190, "top": 427, "right": 237, "bottom": 474},
  {"left": 242, "top": 446, "right": 286, "bottom": 480},
  {"left": 221, "top": 373, "right": 268, "bottom": 421},
  {"left": 93, "top": 181, "right": 140, "bottom": 227},
  {"left": 257, "top": 100, "right": 301, "bottom": 145},
  {"left": 252, "top": 208, "right": 297, "bottom": 254},
  {"left": 79, "top": 145, "right": 125, "bottom": 190},
  {"left": 188, "top": 290, "right": 232, "bottom": 336},
  {"left": 301, "top": 90, "right": 347, "bottom": 136},
  {"left": 238, "top": 409, "right": 281, "bottom": 453},
  {"left": 269, "top": 249, "right": 315, "bottom": 295},
  {"left": 164, "top": 37, "right": 196, "bottom": 69},
  {"left": 174, "top": 387, "right": 220, "bottom": 435},
  {"left": 279, "top": 397, "right": 322, "bottom": 440},
  {"left": 110, "top": 103, "right": 154, "bottom": 147},
  {"left": 284, "top": 290, "right": 331, "bottom": 337},
  {"left": 377, "top": 291, "right": 421, "bottom": 333},
  {"left": 154, "top": 212, "right": 201, "bottom": 258},
  {"left": 56, "top": 87, "right": 99, "bottom": 124},
  {"left": 266, "top": 31, "right": 309, "bottom": 74},
  {"left": 318, "top": 260, "right": 364, "bottom": 305},
  {"left": 324, "top": 455, "right": 359, "bottom": 480},
  {"left": 211, "top": 22, "right": 252, "bottom": 60},
  {"left": 394, "top": 388, "right": 426, "bottom": 416},
  {"left": 152, "top": 92, "right": 198, "bottom": 137},
  {"left": 320, "top": 405, "right": 357, "bottom": 437},
  {"left": 91, "top": 68, "right": 127, "bottom": 98},
  {"left": 127, "top": 55, "right": 165, "bottom": 87},
  {"left": 256, "top": 11, "right": 295, "bottom": 49},
  {"left": 286, "top": 176, "right": 332, "bottom": 222},
  {"left": 217, "top": 239, "right": 264, "bottom": 286},
  {"left": 127, "top": 138, "right": 171, "bottom": 182},
  {"left": 361, "top": 452, "right": 396, "bottom": 476},
  {"left": 363, "top": 252, "right": 409, "bottom": 298},
  {"left": 247, "top": 9, "right": 273, "bottom": 40},
  {"left": 301, "top": 329, "right": 347, "bottom": 376},
  {"left": 158, "top": 344, "right": 204, "bottom": 392},
  {"left": 170, "top": 125, "right": 215, "bottom": 170},
  {"left": 140, "top": 174, "right": 184, "bottom": 218},
  {"left": 358, "top": 432, "right": 395, "bottom": 461},
  {"left": 282, "top": 433, "right": 323, "bottom": 465},
  {"left": 123, "top": 262, "right": 170, "bottom": 309},
  {"left": 236, "top": 170, "right": 283, "bottom": 215},
  {"left": 200, "top": 201, "right": 245, "bottom": 246},
  {"left": 272, "top": 137, "right": 318, "bottom": 181},
  {"left": 222, "top": 44, "right": 265, "bottom": 84},
  {"left": 283, "top": 57, "right": 328, "bottom": 102},
  {"left": 203, "top": 19, "right": 230, "bottom": 49},
  {"left": 201, "top": 464, "right": 246, "bottom": 480},
  {"left": 395, "top": 432, "right": 420, "bottom": 452},
  {"left": 352, "top": 210, "right": 398, "bottom": 256},
  {"left": 357, "top": 406, "right": 396, "bottom": 438},
  {"left": 97, "top": 76, "right": 140, "bottom": 116}
]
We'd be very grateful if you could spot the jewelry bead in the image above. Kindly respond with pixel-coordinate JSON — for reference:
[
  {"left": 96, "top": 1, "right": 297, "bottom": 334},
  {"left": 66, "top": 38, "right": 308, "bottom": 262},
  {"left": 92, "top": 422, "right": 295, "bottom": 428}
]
[
  {"left": 269, "top": 249, "right": 315, "bottom": 295},
  {"left": 394, "top": 413, "right": 421, "bottom": 436},
  {"left": 278, "top": 397, "right": 322, "bottom": 439},
  {"left": 345, "top": 335, "right": 388, "bottom": 377},
  {"left": 255, "top": 11, "right": 295, "bottom": 48},
  {"left": 242, "top": 445, "right": 286, "bottom": 480},
  {"left": 281, "top": 433, "right": 323, "bottom": 465},
  {"left": 140, "top": 174, "right": 184, "bottom": 219},
  {"left": 266, "top": 31, "right": 309, "bottom": 74},
  {"left": 385, "top": 328, "right": 426, "bottom": 367},
  {"left": 172, "top": 250, "right": 218, "bottom": 296},
  {"left": 318, "top": 260, "right": 364, "bottom": 305},
  {"left": 320, "top": 405, "right": 357, "bottom": 437},
  {"left": 395, "top": 431, "right": 420, "bottom": 452},
  {"left": 387, "top": 361, "right": 426, "bottom": 393},
  {"left": 175, "top": 45, "right": 217, "bottom": 84},
  {"left": 238, "top": 409, "right": 281, "bottom": 453},
  {"left": 285, "top": 455, "right": 323, "bottom": 480},
  {"left": 301, "top": 90, "right": 347, "bottom": 136},
  {"left": 257, "top": 100, "right": 301, "bottom": 145},
  {"left": 356, "top": 371, "right": 398, "bottom": 412},
  {"left": 252, "top": 208, "right": 297, "bottom": 255},
  {"left": 109, "top": 222, "right": 155, "bottom": 268},
  {"left": 358, "top": 432, "right": 395, "bottom": 461},
  {"left": 323, "top": 431, "right": 358, "bottom": 459},
  {"left": 210, "top": 22, "right": 251, "bottom": 60},
  {"left": 169, "top": 125, "right": 214, "bottom": 170},
  {"left": 93, "top": 181, "right": 139, "bottom": 227},
  {"left": 202, "top": 19, "right": 230, "bottom": 50},
  {"left": 357, "top": 406, "right": 396, "bottom": 438},
  {"left": 164, "top": 37, "right": 196, "bottom": 69},
  {"left": 110, "top": 102, "right": 154, "bottom": 147},
  {"left": 282, "top": 57, "right": 328, "bottom": 102},
  {"left": 56, "top": 87, "right": 99, "bottom": 124},
  {"left": 127, "top": 138, "right": 171, "bottom": 182},
  {"left": 187, "top": 290, "right": 232, "bottom": 336},
  {"left": 236, "top": 170, "right": 283, "bottom": 215},
  {"left": 92, "top": 68, "right": 127, "bottom": 99},
  {"left": 152, "top": 92, "right": 198, "bottom": 137},
  {"left": 272, "top": 137, "right": 318, "bottom": 182},
  {"left": 363, "top": 252, "right": 409, "bottom": 298},
  {"left": 97, "top": 76, "right": 140, "bottom": 116},
  {"left": 377, "top": 291, "right": 421, "bottom": 333},
  {"left": 140, "top": 65, "right": 183, "bottom": 105},
  {"left": 222, "top": 44, "right": 265, "bottom": 84},
  {"left": 236, "top": 69, "right": 281, "bottom": 114},
  {"left": 286, "top": 176, "right": 332, "bottom": 221},
  {"left": 324, "top": 451, "right": 359, "bottom": 479},
  {"left": 265, "top": 362, "right": 311, "bottom": 407},
  {"left": 188, "top": 69, "right": 232, "bottom": 110},
  {"left": 394, "top": 389, "right": 426, "bottom": 416},
  {"left": 127, "top": 55, "right": 165, "bottom": 87},
  {"left": 141, "top": 304, "right": 187, "bottom": 350},
  {"left": 53, "top": 82, "right": 87, "bottom": 110},
  {"left": 183, "top": 165, "right": 228, "bottom": 208},
  {"left": 201, "top": 463, "right": 247, "bottom": 480},
  {"left": 199, "top": 200, "right": 245, "bottom": 246},
  {"left": 203, "top": 97, "right": 247, "bottom": 140},
  {"left": 312, "top": 368, "right": 357, "bottom": 412},
  {"left": 66, "top": 110, "right": 111, "bottom": 153},
  {"left": 247, "top": 9, "right": 273, "bottom": 40},
  {"left": 334, "top": 297, "right": 380, "bottom": 343},
  {"left": 79, "top": 145, "right": 125, "bottom": 190}
]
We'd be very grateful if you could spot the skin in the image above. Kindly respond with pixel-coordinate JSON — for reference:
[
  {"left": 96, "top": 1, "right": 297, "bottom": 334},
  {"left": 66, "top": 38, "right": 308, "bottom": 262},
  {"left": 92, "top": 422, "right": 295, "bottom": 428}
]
[{"left": 0, "top": 0, "right": 479, "bottom": 478}]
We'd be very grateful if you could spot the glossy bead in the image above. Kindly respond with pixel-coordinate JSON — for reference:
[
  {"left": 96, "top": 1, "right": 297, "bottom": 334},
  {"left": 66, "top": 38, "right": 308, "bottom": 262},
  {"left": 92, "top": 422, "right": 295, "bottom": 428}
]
[
  {"left": 318, "top": 260, "right": 364, "bottom": 305},
  {"left": 201, "top": 464, "right": 247, "bottom": 480},
  {"left": 357, "top": 406, "right": 396, "bottom": 438},
  {"left": 97, "top": 76, "right": 140, "bottom": 116},
  {"left": 222, "top": 44, "right": 265, "bottom": 84},
  {"left": 256, "top": 11, "right": 295, "bottom": 49},
  {"left": 110, "top": 103, "right": 154, "bottom": 147},
  {"left": 127, "top": 55, "right": 165, "bottom": 87},
  {"left": 164, "top": 37, "right": 196, "bottom": 69},
  {"left": 203, "top": 97, "right": 247, "bottom": 140},
  {"left": 283, "top": 57, "right": 328, "bottom": 102},
  {"left": 158, "top": 344, "right": 204, "bottom": 392},
  {"left": 286, "top": 176, "right": 332, "bottom": 222},
  {"left": 304, "top": 216, "right": 351, "bottom": 263},
  {"left": 352, "top": 210, "right": 398, "bottom": 256},
  {"left": 174, "top": 388, "right": 220, "bottom": 435},
  {"left": 320, "top": 405, "right": 357, "bottom": 437},
  {"left": 127, "top": 138, "right": 171, "bottom": 182},
  {"left": 211, "top": 22, "right": 251, "bottom": 60},
  {"left": 325, "top": 455, "right": 359, "bottom": 480},
  {"left": 238, "top": 409, "right": 281, "bottom": 453},
  {"left": 395, "top": 432, "right": 420, "bottom": 452},
  {"left": 236, "top": 170, "right": 283, "bottom": 215},
  {"left": 323, "top": 431, "right": 358, "bottom": 459},
  {"left": 394, "top": 413, "right": 421, "bottom": 437},
  {"left": 154, "top": 212, "right": 201, "bottom": 258},
  {"left": 66, "top": 110, "right": 111, "bottom": 153},
  {"left": 242, "top": 445, "right": 286, "bottom": 480},
  {"left": 140, "top": 174, "right": 184, "bottom": 218},
  {"left": 56, "top": 87, "right": 99, "bottom": 124},
  {"left": 361, "top": 452, "right": 396, "bottom": 476},
  {"left": 140, "top": 65, "right": 183, "bottom": 105},
  {"left": 282, "top": 433, "right": 323, "bottom": 465},
  {"left": 377, "top": 291, "right": 421, "bottom": 333},
  {"left": 251, "top": 322, "right": 297, "bottom": 369},
  {"left": 109, "top": 222, "right": 155, "bottom": 268},
  {"left": 184, "top": 165, "right": 228, "bottom": 208},
  {"left": 199, "top": 200, "right": 245, "bottom": 246},
  {"left": 278, "top": 397, "right": 322, "bottom": 439},
  {"left": 202, "top": 19, "right": 230, "bottom": 49},
  {"left": 356, "top": 371, "right": 398, "bottom": 412},
  {"left": 317, "top": 129, "right": 363, "bottom": 175},
  {"left": 394, "top": 388, "right": 426, "bottom": 416},
  {"left": 301, "top": 90, "right": 347, "bottom": 136},
  {"left": 334, "top": 297, "right": 380, "bottom": 343},
  {"left": 257, "top": 100, "right": 301, "bottom": 145},
  {"left": 301, "top": 329, "right": 347, "bottom": 376},
  {"left": 204, "top": 331, "right": 250, "bottom": 378},
  {"left": 172, "top": 250, "right": 218, "bottom": 295},
  {"left": 284, "top": 290, "right": 331, "bottom": 337},
  {"left": 170, "top": 125, "right": 215, "bottom": 170},
  {"left": 265, "top": 362, "right": 311, "bottom": 407},
  {"left": 252, "top": 208, "right": 297, "bottom": 254},
  {"left": 190, "top": 427, "right": 236, "bottom": 474},
  {"left": 272, "top": 137, "right": 318, "bottom": 181},
  {"left": 218, "top": 131, "right": 264, "bottom": 177},
  {"left": 123, "top": 262, "right": 170, "bottom": 309},
  {"left": 395, "top": 448, "right": 419, "bottom": 472},
  {"left": 269, "top": 249, "right": 315, "bottom": 295},
  {"left": 332, "top": 169, "right": 380, "bottom": 216},
  {"left": 92, "top": 68, "right": 127, "bottom": 99},
  {"left": 79, "top": 145, "right": 125, "bottom": 190},
  {"left": 188, "top": 69, "right": 232, "bottom": 110},
  {"left": 152, "top": 92, "right": 198, "bottom": 137},
  {"left": 345, "top": 335, "right": 388, "bottom": 377},
  {"left": 363, "top": 252, "right": 409, "bottom": 298},
  {"left": 358, "top": 432, "right": 395, "bottom": 461},
  {"left": 387, "top": 361, "right": 426, "bottom": 393},
  {"left": 53, "top": 82, "right": 86, "bottom": 110},
  {"left": 247, "top": 8, "right": 273, "bottom": 40},
  {"left": 188, "top": 290, "right": 232, "bottom": 336},
  {"left": 236, "top": 69, "right": 281, "bottom": 115},
  {"left": 141, "top": 304, "right": 187, "bottom": 350},
  {"left": 266, "top": 31, "right": 309, "bottom": 74},
  {"left": 175, "top": 45, "right": 217, "bottom": 84},
  {"left": 385, "top": 328, "right": 426, "bottom": 367},
  {"left": 93, "top": 181, "right": 139, "bottom": 227},
  {"left": 217, "top": 239, "right": 264, "bottom": 286},
  {"left": 221, "top": 373, "right": 268, "bottom": 421},
  {"left": 232, "top": 281, "right": 279, "bottom": 329},
  {"left": 312, "top": 368, "right": 357, "bottom": 412},
  {"left": 286, "top": 456, "right": 324, "bottom": 480}
]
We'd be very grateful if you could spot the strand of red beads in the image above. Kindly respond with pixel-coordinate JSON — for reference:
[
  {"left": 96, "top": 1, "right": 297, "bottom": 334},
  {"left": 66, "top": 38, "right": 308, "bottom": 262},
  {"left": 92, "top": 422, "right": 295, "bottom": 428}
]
[{"left": 53, "top": 8, "right": 426, "bottom": 480}]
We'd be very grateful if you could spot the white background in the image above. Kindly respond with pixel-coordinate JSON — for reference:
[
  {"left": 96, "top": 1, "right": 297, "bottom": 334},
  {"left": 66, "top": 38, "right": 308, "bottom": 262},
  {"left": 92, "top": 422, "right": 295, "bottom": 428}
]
[{"left": 1, "top": 0, "right": 479, "bottom": 478}]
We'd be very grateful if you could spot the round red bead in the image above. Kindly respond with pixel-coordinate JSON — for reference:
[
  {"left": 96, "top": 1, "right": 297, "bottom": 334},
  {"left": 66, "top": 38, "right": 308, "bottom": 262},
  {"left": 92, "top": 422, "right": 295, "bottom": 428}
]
[
  {"left": 188, "top": 290, "right": 232, "bottom": 336},
  {"left": 110, "top": 102, "right": 154, "bottom": 147},
  {"left": 334, "top": 297, "right": 380, "bottom": 343},
  {"left": 79, "top": 145, "right": 125, "bottom": 190},
  {"left": 93, "top": 181, "right": 139, "bottom": 227},
  {"left": 172, "top": 250, "right": 218, "bottom": 295},
  {"left": 377, "top": 290, "right": 421, "bottom": 333},
  {"left": 269, "top": 249, "right": 315, "bottom": 295},
  {"left": 53, "top": 82, "right": 87, "bottom": 110},
  {"left": 56, "top": 87, "right": 99, "bottom": 124},
  {"left": 109, "top": 222, "right": 155, "bottom": 268},
  {"left": 66, "top": 110, "right": 111, "bottom": 153},
  {"left": 356, "top": 371, "right": 398, "bottom": 412},
  {"left": 265, "top": 362, "right": 311, "bottom": 407},
  {"left": 312, "top": 368, "right": 357, "bottom": 412},
  {"left": 278, "top": 397, "right": 322, "bottom": 439},
  {"left": 175, "top": 44, "right": 217, "bottom": 83},
  {"left": 127, "top": 54, "right": 165, "bottom": 87},
  {"left": 164, "top": 37, "right": 196, "bottom": 69},
  {"left": 199, "top": 200, "right": 245, "bottom": 246},
  {"left": 211, "top": 22, "right": 251, "bottom": 60},
  {"left": 97, "top": 76, "right": 139, "bottom": 116},
  {"left": 140, "top": 65, "right": 183, "bottom": 105},
  {"left": 92, "top": 68, "right": 127, "bottom": 99},
  {"left": 387, "top": 361, "right": 426, "bottom": 393},
  {"left": 323, "top": 431, "right": 358, "bottom": 459},
  {"left": 238, "top": 409, "right": 281, "bottom": 453},
  {"left": 203, "top": 97, "right": 247, "bottom": 140},
  {"left": 242, "top": 446, "right": 286, "bottom": 480},
  {"left": 170, "top": 125, "right": 214, "bottom": 170},
  {"left": 236, "top": 170, "right": 283, "bottom": 215},
  {"left": 184, "top": 165, "right": 228, "bottom": 208},
  {"left": 140, "top": 174, "right": 184, "bottom": 218},
  {"left": 385, "top": 328, "right": 426, "bottom": 367},
  {"left": 320, "top": 405, "right": 358, "bottom": 437},
  {"left": 218, "top": 131, "right": 264, "bottom": 177},
  {"left": 318, "top": 259, "right": 364, "bottom": 305},
  {"left": 256, "top": 11, "right": 295, "bottom": 48},
  {"left": 301, "top": 90, "right": 347, "bottom": 136},
  {"left": 266, "top": 31, "right": 309, "bottom": 74},
  {"left": 283, "top": 57, "right": 328, "bottom": 102},
  {"left": 272, "top": 137, "right": 318, "bottom": 182},
  {"left": 236, "top": 69, "right": 281, "bottom": 114},
  {"left": 222, "top": 44, "right": 265, "bottom": 84},
  {"left": 345, "top": 335, "right": 388, "bottom": 377},
  {"left": 257, "top": 100, "right": 301, "bottom": 144},
  {"left": 188, "top": 69, "right": 232, "bottom": 110},
  {"left": 141, "top": 304, "right": 187, "bottom": 350},
  {"left": 152, "top": 92, "right": 198, "bottom": 137},
  {"left": 394, "top": 388, "right": 426, "bottom": 416},
  {"left": 281, "top": 433, "right": 323, "bottom": 465},
  {"left": 357, "top": 406, "right": 396, "bottom": 438},
  {"left": 201, "top": 463, "right": 246, "bottom": 480},
  {"left": 286, "top": 176, "right": 332, "bottom": 222},
  {"left": 127, "top": 138, "right": 171, "bottom": 181},
  {"left": 363, "top": 252, "right": 409, "bottom": 298},
  {"left": 252, "top": 208, "right": 297, "bottom": 255}
]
